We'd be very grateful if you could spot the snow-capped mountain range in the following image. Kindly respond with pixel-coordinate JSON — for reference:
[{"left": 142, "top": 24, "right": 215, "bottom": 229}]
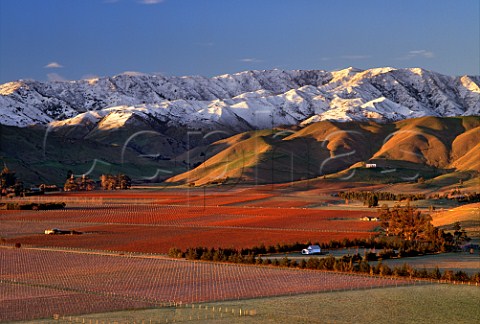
[{"left": 0, "top": 67, "right": 479, "bottom": 130}]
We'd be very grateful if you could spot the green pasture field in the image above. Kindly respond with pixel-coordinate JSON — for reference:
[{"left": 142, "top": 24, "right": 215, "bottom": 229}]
[{"left": 20, "top": 284, "right": 479, "bottom": 324}]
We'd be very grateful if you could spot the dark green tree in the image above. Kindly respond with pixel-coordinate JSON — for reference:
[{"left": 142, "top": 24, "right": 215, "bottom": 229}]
[
  {"left": 64, "top": 175, "right": 78, "bottom": 191},
  {"left": 100, "top": 174, "right": 131, "bottom": 190},
  {"left": 453, "top": 222, "right": 470, "bottom": 251},
  {"left": 367, "top": 194, "right": 379, "bottom": 207},
  {"left": 430, "top": 266, "right": 442, "bottom": 280},
  {"left": 117, "top": 174, "right": 132, "bottom": 190},
  {"left": 380, "top": 204, "right": 435, "bottom": 242},
  {"left": 1, "top": 165, "right": 16, "bottom": 193}
]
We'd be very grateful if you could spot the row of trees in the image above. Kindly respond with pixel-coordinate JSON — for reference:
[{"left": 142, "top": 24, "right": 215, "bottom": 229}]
[
  {"left": 337, "top": 189, "right": 478, "bottom": 205},
  {"left": 63, "top": 172, "right": 132, "bottom": 191},
  {"left": 100, "top": 174, "right": 131, "bottom": 190},
  {"left": 1, "top": 202, "right": 66, "bottom": 210},
  {"left": 64, "top": 174, "right": 96, "bottom": 191},
  {"left": 428, "top": 191, "right": 480, "bottom": 203},
  {"left": 338, "top": 191, "right": 426, "bottom": 201},
  {"left": 168, "top": 246, "right": 480, "bottom": 283},
  {"left": 2, "top": 165, "right": 133, "bottom": 194}
]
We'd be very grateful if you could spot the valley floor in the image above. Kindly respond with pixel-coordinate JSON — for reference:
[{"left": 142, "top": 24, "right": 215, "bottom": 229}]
[{"left": 1, "top": 185, "right": 479, "bottom": 322}]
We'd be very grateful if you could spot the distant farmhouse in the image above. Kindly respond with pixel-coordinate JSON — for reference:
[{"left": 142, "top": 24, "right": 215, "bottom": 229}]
[{"left": 360, "top": 216, "right": 380, "bottom": 222}]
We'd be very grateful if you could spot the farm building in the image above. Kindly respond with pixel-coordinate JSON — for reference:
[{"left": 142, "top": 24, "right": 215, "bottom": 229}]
[
  {"left": 360, "top": 216, "right": 380, "bottom": 222},
  {"left": 301, "top": 245, "right": 321, "bottom": 255},
  {"left": 45, "top": 228, "right": 82, "bottom": 235}
]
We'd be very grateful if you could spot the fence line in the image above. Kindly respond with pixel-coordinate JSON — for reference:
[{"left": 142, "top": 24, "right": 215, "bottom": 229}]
[{"left": 50, "top": 303, "right": 256, "bottom": 323}]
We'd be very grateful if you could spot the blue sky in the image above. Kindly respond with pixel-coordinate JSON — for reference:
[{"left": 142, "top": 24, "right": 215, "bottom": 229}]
[{"left": 0, "top": 0, "right": 478, "bottom": 83}]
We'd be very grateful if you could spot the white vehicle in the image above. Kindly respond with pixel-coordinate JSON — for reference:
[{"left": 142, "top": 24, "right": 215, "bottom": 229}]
[{"left": 301, "top": 245, "right": 321, "bottom": 255}]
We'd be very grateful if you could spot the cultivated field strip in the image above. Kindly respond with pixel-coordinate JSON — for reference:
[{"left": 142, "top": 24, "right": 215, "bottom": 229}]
[
  {"left": 1, "top": 203, "right": 376, "bottom": 232},
  {"left": 0, "top": 247, "right": 417, "bottom": 321}
]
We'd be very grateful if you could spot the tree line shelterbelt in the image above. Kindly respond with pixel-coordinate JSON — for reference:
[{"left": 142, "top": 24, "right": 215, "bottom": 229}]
[
  {"left": 64, "top": 172, "right": 132, "bottom": 191},
  {"left": 1, "top": 165, "right": 133, "bottom": 197},
  {"left": 337, "top": 190, "right": 480, "bottom": 207},
  {"left": 168, "top": 245, "right": 478, "bottom": 283},
  {"left": 0, "top": 202, "right": 66, "bottom": 210}
]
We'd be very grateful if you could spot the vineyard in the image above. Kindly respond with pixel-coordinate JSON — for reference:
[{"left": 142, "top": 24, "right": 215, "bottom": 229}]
[
  {"left": 1, "top": 189, "right": 378, "bottom": 253},
  {"left": 0, "top": 247, "right": 417, "bottom": 322},
  {"left": 0, "top": 188, "right": 427, "bottom": 321}
]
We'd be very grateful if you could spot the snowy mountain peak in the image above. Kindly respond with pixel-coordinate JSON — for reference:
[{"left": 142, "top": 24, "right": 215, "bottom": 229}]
[
  {"left": 0, "top": 67, "right": 478, "bottom": 130},
  {"left": 0, "top": 81, "right": 27, "bottom": 96},
  {"left": 460, "top": 76, "right": 480, "bottom": 93}
]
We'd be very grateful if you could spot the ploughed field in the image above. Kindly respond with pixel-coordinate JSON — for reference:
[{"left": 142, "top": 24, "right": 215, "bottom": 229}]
[
  {"left": 0, "top": 247, "right": 417, "bottom": 322},
  {"left": 1, "top": 188, "right": 378, "bottom": 253}
]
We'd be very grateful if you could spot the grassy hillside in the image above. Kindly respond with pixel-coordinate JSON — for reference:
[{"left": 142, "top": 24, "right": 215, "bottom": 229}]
[
  {"left": 432, "top": 203, "right": 480, "bottom": 227},
  {"left": 431, "top": 203, "right": 480, "bottom": 238},
  {"left": 373, "top": 116, "right": 479, "bottom": 169},
  {"left": 167, "top": 117, "right": 480, "bottom": 186}
]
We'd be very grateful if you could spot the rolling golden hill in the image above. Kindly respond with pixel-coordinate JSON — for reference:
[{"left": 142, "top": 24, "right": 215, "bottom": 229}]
[
  {"left": 431, "top": 203, "right": 480, "bottom": 228},
  {"left": 166, "top": 116, "right": 480, "bottom": 186}
]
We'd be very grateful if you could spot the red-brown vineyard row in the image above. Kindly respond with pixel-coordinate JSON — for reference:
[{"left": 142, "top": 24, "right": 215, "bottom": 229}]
[
  {"left": 0, "top": 247, "right": 416, "bottom": 322},
  {"left": 1, "top": 204, "right": 377, "bottom": 230},
  {"left": 45, "top": 190, "right": 275, "bottom": 206},
  {"left": 0, "top": 282, "right": 151, "bottom": 322}
]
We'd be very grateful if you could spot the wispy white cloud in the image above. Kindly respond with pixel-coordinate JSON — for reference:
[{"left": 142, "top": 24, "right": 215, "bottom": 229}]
[
  {"left": 44, "top": 62, "right": 63, "bottom": 69},
  {"left": 398, "top": 49, "right": 435, "bottom": 60},
  {"left": 139, "top": 0, "right": 165, "bottom": 4},
  {"left": 410, "top": 50, "right": 434, "bottom": 58},
  {"left": 196, "top": 42, "right": 214, "bottom": 47},
  {"left": 240, "top": 58, "right": 263, "bottom": 63},
  {"left": 341, "top": 55, "right": 371, "bottom": 60},
  {"left": 47, "top": 73, "right": 67, "bottom": 82}
]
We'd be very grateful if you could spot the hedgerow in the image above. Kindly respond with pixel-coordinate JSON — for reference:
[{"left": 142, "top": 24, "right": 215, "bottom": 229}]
[
  {"left": 0, "top": 202, "right": 66, "bottom": 210},
  {"left": 168, "top": 245, "right": 480, "bottom": 284}
]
